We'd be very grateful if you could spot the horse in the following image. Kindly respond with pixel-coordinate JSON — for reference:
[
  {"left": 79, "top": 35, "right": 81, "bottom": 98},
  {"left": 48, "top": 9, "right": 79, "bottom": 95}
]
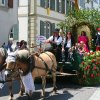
[
  {"left": 5, "top": 49, "right": 57, "bottom": 98},
  {"left": 0, "top": 47, "right": 24, "bottom": 100}
]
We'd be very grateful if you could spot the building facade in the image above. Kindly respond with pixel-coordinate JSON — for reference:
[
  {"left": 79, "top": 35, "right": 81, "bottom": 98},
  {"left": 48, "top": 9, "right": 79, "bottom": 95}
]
[
  {"left": 0, "top": 0, "right": 18, "bottom": 46},
  {"left": 18, "top": 0, "right": 74, "bottom": 50},
  {"left": 79, "top": 0, "right": 100, "bottom": 9},
  {"left": 18, "top": 0, "right": 100, "bottom": 50}
]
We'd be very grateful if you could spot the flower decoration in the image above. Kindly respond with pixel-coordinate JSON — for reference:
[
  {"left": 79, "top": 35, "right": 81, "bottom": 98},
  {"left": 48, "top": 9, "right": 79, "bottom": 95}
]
[{"left": 79, "top": 51, "right": 100, "bottom": 85}]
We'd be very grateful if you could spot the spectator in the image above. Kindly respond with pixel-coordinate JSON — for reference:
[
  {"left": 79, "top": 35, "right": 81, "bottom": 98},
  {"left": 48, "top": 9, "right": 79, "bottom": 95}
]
[
  {"left": 15, "top": 42, "right": 20, "bottom": 51},
  {"left": 6, "top": 40, "right": 13, "bottom": 54},
  {"left": 78, "top": 31, "right": 90, "bottom": 52},
  {"left": 19, "top": 40, "right": 28, "bottom": 50}
]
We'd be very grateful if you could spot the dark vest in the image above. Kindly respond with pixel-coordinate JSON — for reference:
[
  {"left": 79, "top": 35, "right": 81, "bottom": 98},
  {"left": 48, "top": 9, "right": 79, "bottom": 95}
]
[
  {"left": 51, "top": 36, "right": 62, "bottom": 49},
  {"left": 96, "top": 33, "right": 100, "bottom": 46}
]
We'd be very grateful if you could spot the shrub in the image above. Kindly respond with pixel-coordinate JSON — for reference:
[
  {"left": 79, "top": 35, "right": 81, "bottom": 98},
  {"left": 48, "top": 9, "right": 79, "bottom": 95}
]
[{"left": 78, "top": 51, "right": 100, "bottom": 86}]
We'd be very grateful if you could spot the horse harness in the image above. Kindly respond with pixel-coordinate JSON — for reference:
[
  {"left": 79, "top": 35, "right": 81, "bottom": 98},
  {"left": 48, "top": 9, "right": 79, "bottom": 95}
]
[{"left": 25, "top": 52, "right": 56, "bottom": 75}]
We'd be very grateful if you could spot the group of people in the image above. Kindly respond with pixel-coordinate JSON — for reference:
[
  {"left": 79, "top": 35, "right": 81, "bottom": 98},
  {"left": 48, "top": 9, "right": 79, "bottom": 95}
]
[
  {"left": 45, "top": 28, "right": 100, "bottom": 63},
  {"left": 1, "top": 40, "right": 35, "bottom": 96}
]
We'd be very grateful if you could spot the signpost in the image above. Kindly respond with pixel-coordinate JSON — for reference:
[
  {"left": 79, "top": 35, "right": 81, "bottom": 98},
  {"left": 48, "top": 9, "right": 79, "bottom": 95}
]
[{"left": 36, "top": 35, "right": 46, "bottom": 49}]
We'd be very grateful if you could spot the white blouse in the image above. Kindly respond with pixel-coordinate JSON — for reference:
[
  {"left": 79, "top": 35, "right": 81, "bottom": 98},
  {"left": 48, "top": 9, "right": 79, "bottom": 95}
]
[
  {"left": 48, "top": 36, "right": 62, "bottom": 45},
  {"left": 66, "top": 39, "right": 71, "bottom": 48}
]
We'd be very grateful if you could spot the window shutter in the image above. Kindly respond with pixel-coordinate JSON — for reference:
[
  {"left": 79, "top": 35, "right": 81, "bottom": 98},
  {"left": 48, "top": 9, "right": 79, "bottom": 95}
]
[
  {"left": 50, "top": 0, "right": 55, "bottom": 10},
  {"left": 72, "top": 2, "right": 74, "bottom": 10},
  {"left": 66, "top": 0, "right": 69, "bottom": 15},
  {"left": 8, "top": 0, "right": 13, "bottom": 8},
  {"left": 56, "top": 0, "right": 59, "bottom": 12},
  {"left": 46, "top": 24, "right": 49, "bottom": 38},
  {"left": 13, "top": 24, "right": 19, "bottom": 40},
  {"left": 62, "top": 0, "right": 65, "bottom": 14},
  {"left": 40, "top": 20, "right": 44, "bottom": 36},
  {"left": 51, "top": 23, "right": 55, "bottom": 36},
  {"left": 40, "top": 0, "right": 45, "bottom": 7},
  {"left": 80, "top": 0, "right": 85, "bottom": 8}
]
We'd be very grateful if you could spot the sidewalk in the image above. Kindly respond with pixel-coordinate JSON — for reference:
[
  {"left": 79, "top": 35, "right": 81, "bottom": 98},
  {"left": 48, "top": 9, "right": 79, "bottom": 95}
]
[{"left": 88, "top": 87, "right": 100, "bottom": 100}]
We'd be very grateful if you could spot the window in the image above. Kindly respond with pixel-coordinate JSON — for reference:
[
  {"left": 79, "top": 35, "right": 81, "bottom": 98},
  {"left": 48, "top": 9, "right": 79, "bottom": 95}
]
[
  {"left": 40, "top": 0, "right": 50, "bottom": 8},
  {"left": 56, "top": 0, "right": 66, "bottom": 14},
  {"left": 40, "top": 20, "right": 55, "bottom": 38},
  {"left": 9, "top": 28, "right": 14, "bottom": 40},
  {"left": 50, "top": 0, "right": 55, "bottom": 10},
  {"left": 93, "top": 0, "right": 98, "bottom": 3},
  {"left": 80, "top": 0, "right": 85, "bottom": 9},
  {"left": 0, "top": 0, "right": 6, "bottom": 6}
]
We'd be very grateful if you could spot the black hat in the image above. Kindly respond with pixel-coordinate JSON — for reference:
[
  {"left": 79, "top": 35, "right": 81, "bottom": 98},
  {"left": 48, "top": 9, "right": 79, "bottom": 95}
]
[{"left": 54, "top": 28, "right": 60, "bottom": 33}]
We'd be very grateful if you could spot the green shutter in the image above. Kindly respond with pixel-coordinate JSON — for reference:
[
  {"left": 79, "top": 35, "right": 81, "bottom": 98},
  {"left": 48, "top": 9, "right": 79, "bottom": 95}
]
[
  {"left": 13, "top": 24, "right": 19, "bottom": 40},
  {"left": 72, "top": 2, "right": 74, "bottom": 11},
  {"left": 62, "top": 0, "right": 65, "bottom": 14},
  {"left": 56, "top": 0, "right": 59, "bottom": 12},
  {"left": 50, "top": 0, "right": 55, "bottom": 10},
  {"left": 40, "top": 20, "right": 44, "bottom": 36},
  {"left": 40, "top": 0, "right": 45, "bottom": 7},
  {"left": 51, "top": 23, "right": 55, "bottom": 36},
  {"left": 66, "top": 0, "right": 69, "bottom": 15}
]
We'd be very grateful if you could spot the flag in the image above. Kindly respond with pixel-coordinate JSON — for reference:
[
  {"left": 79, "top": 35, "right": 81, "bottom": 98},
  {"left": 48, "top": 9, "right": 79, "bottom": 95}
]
[{"left": 47, "top": 7, "right": 50, "bottom": 15}]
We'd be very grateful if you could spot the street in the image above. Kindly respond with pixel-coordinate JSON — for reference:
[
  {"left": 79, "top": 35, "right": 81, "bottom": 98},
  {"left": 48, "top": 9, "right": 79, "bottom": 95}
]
[{"left": 0, "top": 75, "right": 98, "bottom": 100}]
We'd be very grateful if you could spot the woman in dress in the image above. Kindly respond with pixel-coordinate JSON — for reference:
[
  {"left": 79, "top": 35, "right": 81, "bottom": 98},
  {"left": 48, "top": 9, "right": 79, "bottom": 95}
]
[{"left": 78, "top": 31, "right": 90, "bottom": 52}]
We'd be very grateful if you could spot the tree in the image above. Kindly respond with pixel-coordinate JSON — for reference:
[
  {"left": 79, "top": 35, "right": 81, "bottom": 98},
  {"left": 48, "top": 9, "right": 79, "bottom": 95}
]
[{"left": 58, "top": 9, "right": 100, "bottom": 50}]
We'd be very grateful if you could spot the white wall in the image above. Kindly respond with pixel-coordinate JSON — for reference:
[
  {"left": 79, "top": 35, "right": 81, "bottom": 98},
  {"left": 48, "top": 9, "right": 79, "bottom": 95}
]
[
  {"left": 0, "top": 0, "right": 18, "bottom": 46},
  {"left": 18, "top": 17, "right": 28, "bottom": 41},
  {"left": 36, "top": 6, "right": 65, "bottom": 21},
  {"left": 18, "top": 0, "right": 28, "bottom": 42}
]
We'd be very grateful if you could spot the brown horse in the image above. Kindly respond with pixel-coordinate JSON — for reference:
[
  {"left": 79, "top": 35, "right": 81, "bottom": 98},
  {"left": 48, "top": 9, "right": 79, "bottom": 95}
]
[
  {"left": 0, "top": 47, "right": 24, "bottom": 100},
  {"left": 5, "top": 49, "right": 57, "bottom": 98}
]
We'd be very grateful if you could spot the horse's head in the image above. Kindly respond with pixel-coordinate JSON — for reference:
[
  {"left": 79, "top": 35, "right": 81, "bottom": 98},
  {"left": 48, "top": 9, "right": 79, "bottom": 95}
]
[
  {"left": 5, "top": 49, "right": 30, "bottom": 77},
  {"left": 0, "top": 47, "right": 7, "bottom": 71},
  {"left": 15, "top": 50, "right": 30, "bottom": 75},
  {"left": 5, "top": 52, "right": 18, "bottom": 78}
]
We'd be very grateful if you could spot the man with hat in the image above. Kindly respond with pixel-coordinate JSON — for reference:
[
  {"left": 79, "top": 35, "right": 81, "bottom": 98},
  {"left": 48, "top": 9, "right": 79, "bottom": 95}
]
[
  {"left": 45, "top": 28, "right": 62, "bottom": 62},
  {"left": 96, "top": 28, "right": 100, "bottom": 51}
]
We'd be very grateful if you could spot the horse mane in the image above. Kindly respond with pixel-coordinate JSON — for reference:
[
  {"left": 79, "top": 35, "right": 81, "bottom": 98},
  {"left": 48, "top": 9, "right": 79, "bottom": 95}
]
[
  {"left": 16, "top": 50, "right": 30, "bottom": 64},
  {"left": 16, "top": 50, "right": 36, "bottom": 76}
]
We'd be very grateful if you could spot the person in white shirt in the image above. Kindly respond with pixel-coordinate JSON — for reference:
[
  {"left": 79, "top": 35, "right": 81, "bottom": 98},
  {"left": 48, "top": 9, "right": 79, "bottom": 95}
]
[
  {"left": 62, "top": 32, "right": 75, "bottom": 62},
  {"left": 45, "top": 29, "right": 62, "bottom": 62}
]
